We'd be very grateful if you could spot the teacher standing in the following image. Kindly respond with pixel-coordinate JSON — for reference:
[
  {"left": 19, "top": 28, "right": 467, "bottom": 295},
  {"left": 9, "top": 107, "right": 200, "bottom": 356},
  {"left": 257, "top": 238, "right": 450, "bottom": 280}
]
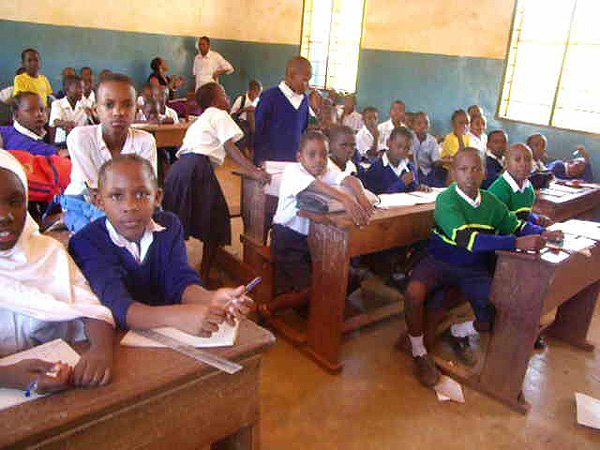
[{"left": 193, "top": 36, "right": 234, "bottom": 91}]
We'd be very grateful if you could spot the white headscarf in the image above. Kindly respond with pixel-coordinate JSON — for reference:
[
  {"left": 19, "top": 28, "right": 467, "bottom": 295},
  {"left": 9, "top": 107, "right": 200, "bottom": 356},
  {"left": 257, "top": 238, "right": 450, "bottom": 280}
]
[{"left": 0, "top": 150, "right": 114, "bottom": 355}]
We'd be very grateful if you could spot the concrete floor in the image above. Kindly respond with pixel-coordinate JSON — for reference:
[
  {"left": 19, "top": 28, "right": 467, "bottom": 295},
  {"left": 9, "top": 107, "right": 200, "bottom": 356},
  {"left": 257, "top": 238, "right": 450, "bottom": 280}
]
[{"left": 205, "top": 159, "right": 600, "bottom": 450}]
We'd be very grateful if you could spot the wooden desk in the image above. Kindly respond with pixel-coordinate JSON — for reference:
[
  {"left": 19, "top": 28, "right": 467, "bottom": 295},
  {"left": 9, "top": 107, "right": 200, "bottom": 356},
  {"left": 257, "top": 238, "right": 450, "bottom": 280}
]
[
  {"left": 434, "top": 245, "right": 599, "bottom": 414},
  {"left": 299, "top": 204, "right": 435, "bottom": 372},
  {"left": 131, "top": 122, "right": 191, "bottom": 148},
  {"left": 0, "top": 320, "right": 275, "bottom": 449},
  {"left": 533, "top": 183, "right": 600, "bottom": 222}
]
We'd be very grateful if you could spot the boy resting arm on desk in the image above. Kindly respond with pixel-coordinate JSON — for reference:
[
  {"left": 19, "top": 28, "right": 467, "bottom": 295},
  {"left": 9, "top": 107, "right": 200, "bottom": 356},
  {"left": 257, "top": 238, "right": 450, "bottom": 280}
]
[{"left": 69, "top": 155, "right": 251, "bottom": 335}]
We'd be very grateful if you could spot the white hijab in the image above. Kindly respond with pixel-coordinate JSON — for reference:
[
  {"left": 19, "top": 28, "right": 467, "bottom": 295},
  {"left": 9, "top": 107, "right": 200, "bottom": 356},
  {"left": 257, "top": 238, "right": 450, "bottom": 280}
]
[{"left": 0, "top": 151, "right": 114, "bottom": 355}]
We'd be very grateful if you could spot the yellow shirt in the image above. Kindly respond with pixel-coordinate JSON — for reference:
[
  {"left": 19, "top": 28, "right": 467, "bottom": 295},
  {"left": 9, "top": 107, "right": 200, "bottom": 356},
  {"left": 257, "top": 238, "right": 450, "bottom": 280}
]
[
  {"left": 14, "top": 73, "right": 53, "bottom": 106},
  {"left": 441, "top": 133, "right": 471, "bottom": 169}
]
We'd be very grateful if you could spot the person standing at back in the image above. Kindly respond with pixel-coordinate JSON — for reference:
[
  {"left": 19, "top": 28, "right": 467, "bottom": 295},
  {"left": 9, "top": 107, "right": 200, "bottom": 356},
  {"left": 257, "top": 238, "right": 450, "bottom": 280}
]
[{"left": 193, "top": 36, "right": 234, "bottom": 91}]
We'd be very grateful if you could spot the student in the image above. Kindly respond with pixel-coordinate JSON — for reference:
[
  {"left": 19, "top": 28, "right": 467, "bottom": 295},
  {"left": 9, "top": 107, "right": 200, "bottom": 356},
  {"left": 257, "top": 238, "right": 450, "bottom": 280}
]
[
  {"left": 327, "top": 125, "right": 360, "bottom": 177},
  {"left": 49, "top": 75, "right": 90, "bottom": 145},
  {"left": 62, "top": 73, "right": 157, "bottom": 233},
  {"left": 137, "top": 82, "right": 153, "bottom": 108},
  {"left": 69, "top": 155, "right": 251, "bottom": 332},
  {"left": 0, "top": 68, "right": 25, "bottom": 104},
  {"left": 356, "top": 107, "right": 380, "bottom": 160},
  {"left": 362, "top": 126, "right": 423, "bottom": 194},
  {"left": 148, "top": 57, "right": 184, "bottom": 100},
  {"left": 0, "top": 92, "right": 60, "bottom": 156},
  {"left": 403, "top": 148, "right": 561, "bottom": 386},
  {"left": 152, "top": 85, "right": 179, "bottom": 124},
  {"left": 55, "top": 68, "right": 77, "bottom": 99},
  {"left": 481, "top": 130, "right": 507, "bottom": 189},
  {"left": 136, "top": 99, "right": 161, "bottom": 123},
  {"left": 272, "top": 130, "right": 373, "bottom": 292},
  {"left": 488, "top": 144, "right": 553, "bottom": 227},
  {"left": 253, "top": 56, "right": 312, "bottom": 164},
  {"left": 14, "top": 49, "right": 53, "bottom": 106},
  {"left": 340, "top": 94, "right": 363, "bottom": 133},
  {"left": 80, "top": 67, "right": 96, "bottom": 109},
  {"left": 411, "top": 112, "right": 446, "bottom": 187},
  {"left": 467, "top": 104, "right": 484, "bottom": 121},
  {"left": 440, "top": 109, "right": 471, "bottom": 172},
  {"left": 378, "top": 100, "right": 406, "bottom": 151},
  {"left": 230, "top": 79, "right": 262, "bottom": 122},
  {"left": 0, "top": 150, "right": 115, "bottom": 391},
  {"left": 100, "top": 70, "right": 112, "bottom": 81},
  {"left": 317, "top": 104, "right": 338, "bottom": 134},
  {"left": 529, "top": 133, "right": 594, "bottom": 182},
  {"left": 163, "top": 82, "right": 269, "bottom": 283},
  {"left": 467, "top": 114, "right": 487, "bottom": 154}
]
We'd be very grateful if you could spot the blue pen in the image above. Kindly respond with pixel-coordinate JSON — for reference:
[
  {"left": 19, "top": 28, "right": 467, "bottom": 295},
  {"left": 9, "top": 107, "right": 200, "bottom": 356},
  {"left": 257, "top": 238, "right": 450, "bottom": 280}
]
[
  {"left": 24, "top": 378, "right": 39, "bottom": 398},
  {"left": 243, "top": 277, "right": 262, "bottom": 294}
]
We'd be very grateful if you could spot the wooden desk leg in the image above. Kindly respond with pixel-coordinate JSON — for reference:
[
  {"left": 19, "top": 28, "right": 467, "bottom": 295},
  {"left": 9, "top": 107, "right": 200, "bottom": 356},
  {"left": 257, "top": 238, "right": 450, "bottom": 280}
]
[
  {"left": 546, "top": 280, "right": 599, "bottom": 351},
  {"left": 212, "top": 423, "right": 258, "bottom": 450},
  {"left": 305, "top": 222, "right": 349, "bottom": 373}
]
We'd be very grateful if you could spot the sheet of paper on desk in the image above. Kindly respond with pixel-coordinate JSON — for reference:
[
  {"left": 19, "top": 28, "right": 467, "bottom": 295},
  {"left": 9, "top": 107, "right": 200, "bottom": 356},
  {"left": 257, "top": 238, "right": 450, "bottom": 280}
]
[
  {"left": 121, "top": 321, "right": 239, "bottom": 348},
  {"left": 377, "top": 193, "right": 419, "bottom": 208},
  {"left": 407, "top": 188, "right": 445, "bottom": 204},
  {"left": 548, "top": 220, "right": 600, "bottom": 241},
  {"left": 263, "top": 161, "right": 293, "bottom": 197},
  {"left": 540, "top": 249, "right": 570, "bottom": 264},
  {"left": 548, "top": 182, "right": 587, "bottom": 194},
  {"left": 575, "top": 392, "right": 600, "bottom": 429},
  {"left": 0, "top": 339, "right": 80, "bottom": 411},
  {"left": 434, "top": 375, "right": 465, "bottom": 403}
]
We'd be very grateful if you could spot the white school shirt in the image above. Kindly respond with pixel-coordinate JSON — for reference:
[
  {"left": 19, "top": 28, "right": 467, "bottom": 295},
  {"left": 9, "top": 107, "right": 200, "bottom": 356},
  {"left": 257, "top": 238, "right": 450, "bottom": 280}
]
[
  {"left": 230, "top": 93, "right": 259, "bottom": 121},
  {"left": 163, "top": 105, "right": 179, "bottom": 124},
  {"left": 411, "top": 133, "right": 441, "bottom": 175},
  {"left": 502, "top": 170, "right": 532, "bottom": 193},
  {"left": 342, "top": 110, "right": 364, "bottom": 133},
  {"left": 455, "top": 184, "right": 482, "bottom": 208},
  {"left": 0, "top": 86, "right": 14, "bottom": 103},
  {"left": 382, "top": 152, "right": 410, "bottom": 178},
  {"left": 65, "top": 124, "right": 157, "bottom": 195},
  {"left": 80, "top": 91, "right": 96, "bottom": 109},
  {"left": 467, "top": 131, "right": 487, "bottom": 155},
  {"left": 49, "top": 97, "right": 90, "bottom": 143},
  {"left": 328, "top": 157, "right": 358, "bottom": 177},
  {"left": 378, "top": 119, "right": 404, "bottom": 151},
  {"left": 177, "top": 107, "right": 243, "bottom": 165},
  {"left": 356, "top": 125, "right": 375, "bottom": 157},
  {"left": 193, "top": 50, "right": 234, "bottom": 90},
  {"left": 105, "top": 217, "right": 166, "bottom": 263},
  {"left": 278, "top": 81, "right": 305, "bottom": 110},
  {"left": 273, "top": 163, "right": 347, "bottom": 236}
]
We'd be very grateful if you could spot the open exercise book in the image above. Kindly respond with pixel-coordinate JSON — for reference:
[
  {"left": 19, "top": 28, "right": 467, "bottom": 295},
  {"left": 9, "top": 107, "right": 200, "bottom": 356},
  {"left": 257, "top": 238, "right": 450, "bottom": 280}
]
[
  {"left": 0, "top": 339, "right": 80, "bottom": 411},
  {"left": 540, "top": 219, "right": 600, "bottom": 263},
  {"left": 377, "top": 188, "right": 445, "bottom": 209},
  {"left": 121, "top": 321, "right": 240, "bottom": 348}
]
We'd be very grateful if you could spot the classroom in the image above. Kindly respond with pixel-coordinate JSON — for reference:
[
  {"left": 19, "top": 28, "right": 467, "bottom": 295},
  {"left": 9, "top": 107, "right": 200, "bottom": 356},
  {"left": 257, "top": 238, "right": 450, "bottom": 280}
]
[{"left": 0, "top": 0, "right": 599, "bottom": 448}]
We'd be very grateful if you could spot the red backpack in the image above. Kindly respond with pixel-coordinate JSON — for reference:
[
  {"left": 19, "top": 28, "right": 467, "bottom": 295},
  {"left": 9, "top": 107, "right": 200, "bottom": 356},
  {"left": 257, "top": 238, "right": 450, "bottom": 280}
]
[{"left": 7, "top": 150, "right": 71, "bottom": 202}]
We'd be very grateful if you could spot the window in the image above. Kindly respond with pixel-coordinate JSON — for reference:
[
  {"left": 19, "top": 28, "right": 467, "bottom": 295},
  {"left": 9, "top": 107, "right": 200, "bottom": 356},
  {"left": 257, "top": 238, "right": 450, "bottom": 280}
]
[
  {"left": 300, "top": 0, "right": 366, "bottom": 93},
  {"left": 498, "top": 0, "right": 600, "bottom": 134}
]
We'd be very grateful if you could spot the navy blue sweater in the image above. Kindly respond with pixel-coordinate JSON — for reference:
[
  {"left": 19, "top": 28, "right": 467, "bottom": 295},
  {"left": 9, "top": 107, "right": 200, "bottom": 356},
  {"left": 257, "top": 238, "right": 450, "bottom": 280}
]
[
  {"left": 482, "top": 155, "right": 503, "bottom": 189},
  {"left": 360, "top": 157, "right": 419, "bottom": 194},
  {"left": 0, "top": 126, "right": 58, "bottom": 156},
  {"left": 253, "top": 86, "right": 309, "bottom": 164},
  {"left": 69, "top": 211, "right": 202, "bottom": 329}
]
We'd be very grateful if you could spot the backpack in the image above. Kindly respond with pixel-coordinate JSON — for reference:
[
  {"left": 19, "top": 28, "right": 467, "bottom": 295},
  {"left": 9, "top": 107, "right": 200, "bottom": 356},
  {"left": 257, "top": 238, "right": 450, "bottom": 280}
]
[{"left": 7, "top": 150, "right": 71, "bottom": 203}]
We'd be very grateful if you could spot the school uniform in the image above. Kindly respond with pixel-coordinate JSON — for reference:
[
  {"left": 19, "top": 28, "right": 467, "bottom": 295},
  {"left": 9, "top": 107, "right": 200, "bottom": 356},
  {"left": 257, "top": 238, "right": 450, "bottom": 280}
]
[
  {"left": 361, "top": 153, "right": 419, "bottom": 195},
  {"left": 547, "top": 159, "right": 594, "bottom": 182},
  {"left": 342, "top": 110, "right": 363, "bottom": 133},
  {"left": 412, "top": 133, "right": 445, "bottom": 187},
  {"left": 328, "top": 157, "right": 360, "bottom": 178},
  {"left": 253, "top": 82, "right": 309, "bottom": 164},
  {"left": 411, "top": 184, "right": 544, "bottom": 323},
  {"left": 80, "top": 91, "right": 96, "bottom": 109},
  {"left": 467, "top": 131, "right": 487, "bottom": 154},
  {"left": 272, "top": 163, "right": 347, "bottom": 291},
  {"left": 482, "top": 151, "right": 504, "bottom": 189},
  {"left": 0, "top": 121, "right": 58, "bottom": 156},
  {"left": 14, "top": 73, "right": 52, "bottom": 106},
  {"left": 356, "top": 125, "right": 376, "bottom": 158},
  {"left": 193, "top": 50, "right": 234, "bottom": 90},
  {"left": 440, "top": 133, "right": 472, "bottom": 169},
  {"left": 49, "top": 97, "right": 90, "bottom": 144},
  {"left": 230, "top": 92, "right": 259, "bottom": 121},
  {"left": 163, "top": 105, "right": 180, "bottom": 123},
  {"left": 69, "top": 211, "right": 202, "bottom": 329},
  {"left": 163, "top": 107, "right": 243, "bottom": 246},
  {"left": 377, "top": 119, "right": 402, "bottom": 151},
  {"left": 488, "top": 171, "right": 541, "bottom": 224}
]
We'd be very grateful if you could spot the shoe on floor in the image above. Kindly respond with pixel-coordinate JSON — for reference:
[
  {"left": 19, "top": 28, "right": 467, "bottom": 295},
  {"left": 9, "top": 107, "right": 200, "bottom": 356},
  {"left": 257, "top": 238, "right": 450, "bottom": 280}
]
[
  {"left": 441, "top": 328, "right": 478, "bottom": 367},
  {"left": 414, "top": 354, "right": 440, "bottom": 387}
]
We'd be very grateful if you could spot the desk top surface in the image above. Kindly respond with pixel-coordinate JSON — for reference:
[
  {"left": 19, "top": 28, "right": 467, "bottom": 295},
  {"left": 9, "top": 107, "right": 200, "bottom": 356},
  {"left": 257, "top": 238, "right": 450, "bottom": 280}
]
[
  {"left": 536, "top": 183, "right": 600, "bottom": 205},
  {"left": 131, "top": 122, "right": 192, "bottom": 132},
  {"left": 0, "top": 320, "right": 274, "bottom": 448}
]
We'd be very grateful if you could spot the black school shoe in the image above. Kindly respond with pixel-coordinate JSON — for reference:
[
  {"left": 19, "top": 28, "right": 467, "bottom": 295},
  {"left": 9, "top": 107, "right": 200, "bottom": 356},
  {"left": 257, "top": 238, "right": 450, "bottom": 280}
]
[
  {"left": 413, "top": 354, "right": 441, "bottom": 388},
  {"left": 441, "top": 328, "right": 478, "bottom": 367}
]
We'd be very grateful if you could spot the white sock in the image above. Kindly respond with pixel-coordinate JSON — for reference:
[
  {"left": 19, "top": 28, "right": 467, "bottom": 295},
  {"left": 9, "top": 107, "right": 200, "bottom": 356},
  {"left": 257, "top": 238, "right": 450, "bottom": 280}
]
[
  {"left": 409, "top": 334, "right": 427, "bottom": 357},
  {"left": 450, "top": 320, "right": 478, "bottom": 338}
]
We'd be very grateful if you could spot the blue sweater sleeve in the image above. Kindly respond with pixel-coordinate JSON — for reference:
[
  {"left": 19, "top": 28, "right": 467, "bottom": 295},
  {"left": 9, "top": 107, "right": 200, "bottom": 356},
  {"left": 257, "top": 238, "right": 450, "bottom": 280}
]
[{"left": 470, "top": 234, "right": 517, "bottom": 253}]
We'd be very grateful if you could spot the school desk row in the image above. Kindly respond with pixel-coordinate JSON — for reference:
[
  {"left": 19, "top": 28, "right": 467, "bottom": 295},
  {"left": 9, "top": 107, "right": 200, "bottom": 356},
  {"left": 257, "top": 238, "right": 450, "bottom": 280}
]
[{"left": 217, "top": 173, "right": 600, "bottom": 413}]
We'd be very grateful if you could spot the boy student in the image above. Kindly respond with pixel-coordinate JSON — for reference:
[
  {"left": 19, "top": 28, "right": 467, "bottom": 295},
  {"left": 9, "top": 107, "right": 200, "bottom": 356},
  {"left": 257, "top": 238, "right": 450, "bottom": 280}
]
[
  {"left": 340, "top": 94, "right": 363, "bottom": 133},
  {"left": 272, "top": 130, "right": 374, "bottom": 292},
  {"left": 528, "top": 133, "right": 594, "bottom": 181},
  {"left": 356, "top": 107, "right": 380, "bottom": 160},
  {"left": 14, "top": 49, "right": 53, "bottom": 106},
  {"left": 362, "top": 126, "right": 424, "bottom": 195},
  {"left": 467, "top": 104, "right": 484, "bottom": 121},
  {"left": 0, "top": 151, "right": 115, "bottom": 391},
  {"left": 230, "top": 79, "right": 262, "bottom": 122},
  {"left": 0, "top": 92, "right": 61, "bottom": 157},
  {"left": 49, "top": 74, "right": 91, "bottom": 145},
  {"left": 411, "top": 112, "right": 447, "bottom": 187},
  {"left": 327, "top": 125, "right": 360, "bottom": 177},
  {"left": 403, "top": 148, "right": 562, "bottom": 387},
  {"left": 253, "top": 56, "right": 312, "bottom": 164},
  {"left": 152, "top": 85, "right": 179, "bottom": 124},
  {"left": 55, "top": 68, "right": 77, "bottom": 99},
  {"left": 80, "top": 67, "right": 96, "bottom": 109},
  {"left": 378, "top": 100, "right": 406, "bottom": 151},
  {"left": 481, "top": 130, "right": 507, "bottom": 189},
  {"left": 467, "top": 114, "right": 487, "bottom": 154},
  {"left": 61, "top": 73, "right": 157, "bottom": 233},
  {"left": 69, "top": 155, "right": 251, "bottom": 333}
]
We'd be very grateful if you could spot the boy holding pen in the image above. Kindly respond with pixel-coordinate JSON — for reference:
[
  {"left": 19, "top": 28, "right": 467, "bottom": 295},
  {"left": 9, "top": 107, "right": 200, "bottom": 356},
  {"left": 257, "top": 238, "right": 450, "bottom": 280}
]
[{"left": 69, "top": 154, "right": 251, "bottom": 334}]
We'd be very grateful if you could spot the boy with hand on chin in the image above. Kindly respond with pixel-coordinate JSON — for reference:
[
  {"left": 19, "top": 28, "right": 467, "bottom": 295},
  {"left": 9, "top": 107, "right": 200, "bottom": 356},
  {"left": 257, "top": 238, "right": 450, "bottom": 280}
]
[
  {"left": 403, "top": 148, "right": 562, "bottom": 387},
  {"left": 69, "top": 155, "right": 251, "bottom": 334}
]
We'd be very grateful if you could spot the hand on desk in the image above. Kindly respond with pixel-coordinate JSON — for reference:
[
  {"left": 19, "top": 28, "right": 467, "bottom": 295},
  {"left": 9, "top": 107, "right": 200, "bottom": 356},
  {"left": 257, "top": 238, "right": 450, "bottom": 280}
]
[
  {"left": 0, "top": 359, "right": 71, "bottom": 393},
  {"left": 541, "top": 229, "right": 564, "bottom": 243},
  {"left": 73, "top": 346, "right": 113, "bottom": 387},
  {"left": 343, "top": 195, "right": 372, "bottom": 227},
  {"left": 516, "top": 234, "right": 546, "bottom": 252},
  {"left": 171, "top": 303, "right": 228, "bottom": 337},
  {"left": 210, "top": 285, "right": 253, "bottom": 325},
  {"left": 537, "top": 214, "right": 554, "bottom": 228},
  {"left": 401, "top": 171, "right": 415, "bottom": 186}
]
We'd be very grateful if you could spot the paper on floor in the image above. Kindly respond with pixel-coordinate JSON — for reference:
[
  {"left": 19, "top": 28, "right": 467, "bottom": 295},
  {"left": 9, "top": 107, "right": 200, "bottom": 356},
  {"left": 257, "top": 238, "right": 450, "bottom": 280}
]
[
  {"left": 0, "top": 339, "right": 80, "bottom": 411},
  {"left": 434, "top": 375, "right": 465, "bottom": 403},
  {"left": 121, "top": 321, "right": 239, "bottom": 348},
  {"left": 575, "top": 392, "right": 600, "bottom": 429}
]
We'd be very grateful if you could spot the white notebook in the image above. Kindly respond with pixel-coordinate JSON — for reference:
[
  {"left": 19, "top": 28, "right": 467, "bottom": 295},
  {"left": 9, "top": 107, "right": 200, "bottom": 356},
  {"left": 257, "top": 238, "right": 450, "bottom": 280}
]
[{"left": 120, "top": 321, "right": 239, "bottom": 348}]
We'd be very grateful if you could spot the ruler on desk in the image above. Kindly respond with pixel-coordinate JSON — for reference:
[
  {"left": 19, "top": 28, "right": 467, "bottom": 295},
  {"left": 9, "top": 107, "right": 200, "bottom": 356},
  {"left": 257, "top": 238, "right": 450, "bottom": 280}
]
[{"left": 135, "top": 329, "right": 243, "bottom": 374}]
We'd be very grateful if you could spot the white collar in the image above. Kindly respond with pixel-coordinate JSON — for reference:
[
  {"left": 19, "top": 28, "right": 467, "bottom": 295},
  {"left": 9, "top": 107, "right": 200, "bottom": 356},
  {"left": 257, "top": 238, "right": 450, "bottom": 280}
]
[
  {"left": 533, "top": 160, "right": 547, "bottom": 171},
  {"left": 502, "top": 171, "right": 532, "bottom": 193},
  {"left": 198, "top": 50, "right": 213, "bottom": 59},
  {"left": 486, "top": 150, "right": 503, "bottom": 164},
  {"left": 455, "top": 184, "right": 482, "bottom": 208},
  {"left": 13, "top": 120, "right": 46, "bottom": 140},
  {"left": 105, "top": 217, "right": 166, "bottom": 263},
  {"left": 382, "top": 152, "right": 409, "bottom": 177},
  {"left": 278, "top": 81, "right": 305, "bottom": 110}
]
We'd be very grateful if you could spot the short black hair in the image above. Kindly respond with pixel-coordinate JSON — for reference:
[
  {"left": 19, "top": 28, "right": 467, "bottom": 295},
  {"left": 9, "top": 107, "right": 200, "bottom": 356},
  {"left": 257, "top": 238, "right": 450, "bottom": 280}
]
[
  {"left": 15, "top": 67, "right": 25, "bottom": 76},
  {"left": 20, "top": 48, "right": 38, "bottom": 62},
  {"left": 298, "top": 129, "right": 328, "bottom": 154},
  {"left": 487, "top": 129, "right": 506, "bottom": 140},
  {"left": 80, "top": 66, "right": 92, "bottom": 74},
  {"left": 12, "top": 91, "right": 41, "bottom": 112},
  {"left": 391, "top": 100, "right": 405, "bottom": 108},
  {"left": 98, "top": 154, "right": 158, "bottom": 191},
  {"left": 362, "top": 106, "right": 378, "bottom": 115},
  {"left": 526, "top": 132, "right": 545, "bottom": 146},
  {"left": 249, "top": 79, "right": 262, "bottom": 91},
  {"left": 453, "top": 147, "right": 483, "bottom": 166},
  {"left": 95, "top": 73, "right": 136, "bottom": 98},
  {"left": 195, "top": 82, "right": 220, "bottom": 111},
  {"left": 326, "top": 125, "right": 355, "bottom": 144},
  {"left": 150, "top": 57, "right": 162, "bottom": 73},
  {"left": 389, "top": 126, "right": 413, "bottom": 142},
  {"left": 63, "top": 74, "right": 82, "bottom": 92},
  {"left": 451, "top": 109, "right": 468, "bottom": 123},
  {"left": 199, "top": 36, "right": 210, "bottom": 45}
]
